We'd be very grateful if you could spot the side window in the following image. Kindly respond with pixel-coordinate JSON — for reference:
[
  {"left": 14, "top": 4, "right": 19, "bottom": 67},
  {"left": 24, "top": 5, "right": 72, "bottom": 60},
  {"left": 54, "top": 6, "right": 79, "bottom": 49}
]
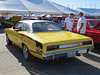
[
  {"left": 32, "top": 23, "right": 41, "bottom": 32},
  {"left": 15, "top": 22, "right": 24, "bottom": 31},
  {"left": 87, "top": 21, "right": 94, "bottom": 29}
]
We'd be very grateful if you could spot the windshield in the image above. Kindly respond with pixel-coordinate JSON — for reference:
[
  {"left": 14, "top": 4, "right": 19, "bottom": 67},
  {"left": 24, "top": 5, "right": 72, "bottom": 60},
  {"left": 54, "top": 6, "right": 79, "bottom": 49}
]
[
  {"left": 87, "top": 20, "right": 100, "bottom": 29},
  {"left": 32, "top": 22, "right": 65, "bottom": 33}
]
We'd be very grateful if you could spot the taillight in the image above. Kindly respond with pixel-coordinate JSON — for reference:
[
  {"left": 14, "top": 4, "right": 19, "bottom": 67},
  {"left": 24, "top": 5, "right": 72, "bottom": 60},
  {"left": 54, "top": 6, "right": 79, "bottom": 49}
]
[
  {"left": 83, "top": 41, "right": 92, "bottom": 45},
  {"left": 47, "top": 45, "right": 59, "bottom": 51}
]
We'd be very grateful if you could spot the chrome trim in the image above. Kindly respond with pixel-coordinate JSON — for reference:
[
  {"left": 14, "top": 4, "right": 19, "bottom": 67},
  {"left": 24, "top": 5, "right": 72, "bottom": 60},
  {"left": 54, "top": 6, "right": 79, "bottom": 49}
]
[
  {"left": 46, "top": 41, "right": 92, "bottom": 52},
  {"left": 45, "top": 47, "right": 93, "bottom": 57}
]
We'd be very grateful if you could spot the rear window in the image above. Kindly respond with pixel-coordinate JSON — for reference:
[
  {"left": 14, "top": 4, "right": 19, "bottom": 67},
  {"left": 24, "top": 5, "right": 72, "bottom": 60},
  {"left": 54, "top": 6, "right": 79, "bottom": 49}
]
[{"left": 32, "top": 22, "right": 65, "bottom": 33}]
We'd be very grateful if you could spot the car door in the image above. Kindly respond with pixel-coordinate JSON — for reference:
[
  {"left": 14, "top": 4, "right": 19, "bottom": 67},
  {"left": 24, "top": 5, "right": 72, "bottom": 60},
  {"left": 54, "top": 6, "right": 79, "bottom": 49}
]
[
  {"left": 12, "top": 22, "right": 24, "bottom": 45},
  {"left": 7, "top": 23, "right": 20, "bottom": 44}
]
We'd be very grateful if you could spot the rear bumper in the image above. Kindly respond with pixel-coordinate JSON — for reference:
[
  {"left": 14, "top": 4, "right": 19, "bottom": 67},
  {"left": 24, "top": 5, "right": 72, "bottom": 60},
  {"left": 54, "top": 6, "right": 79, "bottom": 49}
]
[{"left": 43, "top": 47, "right": 94, "bottom": 60}]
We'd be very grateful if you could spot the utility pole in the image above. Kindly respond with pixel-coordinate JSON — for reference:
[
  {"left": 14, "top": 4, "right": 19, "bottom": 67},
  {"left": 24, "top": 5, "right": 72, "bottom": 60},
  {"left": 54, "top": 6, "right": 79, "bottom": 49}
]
[
  {"left": 95, "top": 4, "right": 96, "bottom": 8},
  {"left": 90, "top": 4, "right": 91, "bottom": 8},
  {"left": 67, "top": 4, "right": 69, "bottom": 8},
  {"left": 72, "top": 4, "right": 74, "bottom": 8},
  {"left": 85, "top": 4, "right": 87, "bottom": 8},
  {"left": 81, "top": 4, "right": 82, "bottom": 8}
]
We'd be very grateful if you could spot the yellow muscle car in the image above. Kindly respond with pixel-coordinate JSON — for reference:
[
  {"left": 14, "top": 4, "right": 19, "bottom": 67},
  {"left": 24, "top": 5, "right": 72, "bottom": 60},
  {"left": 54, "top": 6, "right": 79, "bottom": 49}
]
[{"left": 5, "top": 20, "right": 94, "bottom": 61}]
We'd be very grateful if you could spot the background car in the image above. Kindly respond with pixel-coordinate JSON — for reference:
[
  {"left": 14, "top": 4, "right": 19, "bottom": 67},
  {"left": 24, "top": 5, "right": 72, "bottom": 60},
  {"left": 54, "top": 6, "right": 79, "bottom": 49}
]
[
  {"left": 5, "top": 20, "right": 94, "bottom": 61},
  {"left": 73, "top": 19, "right": 100, "bottom": 44},
  {"left": 20, "top": 16, "right": 37, "bottom": 21}
]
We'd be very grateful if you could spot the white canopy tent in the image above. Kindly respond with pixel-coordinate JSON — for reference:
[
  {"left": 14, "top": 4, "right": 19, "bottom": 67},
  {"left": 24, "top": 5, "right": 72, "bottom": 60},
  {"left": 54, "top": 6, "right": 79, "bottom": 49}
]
[
  {"left": 49, "top": 1, "right": 79, "bottom": 15},
  {"left": 0, "top": 0, "right": 29, "bottom": 14},
  {"left": 21, "top": 0, "right": 62, "bottom": 14},
  {"left": 77, "top": 8, "right": 100, "bottom": 16},
  {"left": 0, "top": 0, "right": 79, "bottom": 15}
]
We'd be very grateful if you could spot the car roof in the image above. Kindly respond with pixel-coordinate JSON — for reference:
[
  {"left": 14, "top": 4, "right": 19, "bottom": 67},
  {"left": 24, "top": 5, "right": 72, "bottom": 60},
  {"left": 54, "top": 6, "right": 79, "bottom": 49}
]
[{"left": 19, "top": 20, "right": 53, "bottom": 24}]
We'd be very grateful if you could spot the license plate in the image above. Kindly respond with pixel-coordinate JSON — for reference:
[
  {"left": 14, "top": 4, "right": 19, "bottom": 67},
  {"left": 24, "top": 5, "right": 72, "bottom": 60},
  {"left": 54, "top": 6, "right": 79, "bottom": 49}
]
[{"left": 67, "top": 52, "right": 76, "bottom": 58}]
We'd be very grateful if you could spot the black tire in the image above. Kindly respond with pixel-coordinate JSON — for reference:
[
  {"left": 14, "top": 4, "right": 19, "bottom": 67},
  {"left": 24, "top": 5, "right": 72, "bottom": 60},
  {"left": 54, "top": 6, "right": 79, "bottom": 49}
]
[
  {"left": 6, "top": 34, "right": 12, "bottom": 45},
  {"left": 22, "top": 44, "right": 32, "bottom": 62}
]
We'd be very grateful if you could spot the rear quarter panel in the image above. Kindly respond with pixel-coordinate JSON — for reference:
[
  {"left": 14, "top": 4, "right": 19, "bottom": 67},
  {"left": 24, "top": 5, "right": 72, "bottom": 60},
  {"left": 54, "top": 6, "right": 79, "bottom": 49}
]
[{"left": 18, "top": 32, "right": 44, "bottom": 59}]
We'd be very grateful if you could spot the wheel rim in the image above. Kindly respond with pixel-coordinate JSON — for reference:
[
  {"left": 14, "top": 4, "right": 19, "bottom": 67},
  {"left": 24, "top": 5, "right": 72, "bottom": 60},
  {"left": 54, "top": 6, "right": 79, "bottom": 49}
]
[{"left": 23, "top": 45, "right": 28, "bottom": 59}]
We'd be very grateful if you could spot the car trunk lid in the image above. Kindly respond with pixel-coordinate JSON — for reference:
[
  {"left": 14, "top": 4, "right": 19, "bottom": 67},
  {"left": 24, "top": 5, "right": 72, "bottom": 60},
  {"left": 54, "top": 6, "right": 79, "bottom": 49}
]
[{"left": 34, "top": 31, "right": 91, "bottom": 45}]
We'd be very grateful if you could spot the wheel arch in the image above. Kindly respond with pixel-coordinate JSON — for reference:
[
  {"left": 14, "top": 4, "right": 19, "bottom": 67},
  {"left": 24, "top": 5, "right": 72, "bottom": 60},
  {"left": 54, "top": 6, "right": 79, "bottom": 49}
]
[
  {"left": 21, "top": 43, "right": 30, "bottom": 50},
  {"left": 6, "top": 33, "right": 8, "bottom": 36},
  {"left": 21, "top": 43, "right": 25, "bottom": 48}
]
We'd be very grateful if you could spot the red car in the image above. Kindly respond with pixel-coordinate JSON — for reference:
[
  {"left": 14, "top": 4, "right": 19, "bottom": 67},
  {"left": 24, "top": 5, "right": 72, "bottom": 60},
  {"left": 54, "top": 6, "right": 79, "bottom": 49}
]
[{"left": 73, "top": 19, "right": 100, "bottom": 43}]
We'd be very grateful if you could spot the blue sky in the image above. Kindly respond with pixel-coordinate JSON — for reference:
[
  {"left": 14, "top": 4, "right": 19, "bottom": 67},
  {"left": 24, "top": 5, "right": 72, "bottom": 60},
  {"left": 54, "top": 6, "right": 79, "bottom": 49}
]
[{"left": 50, "top": 0, "right": 100, "bottom": 9}]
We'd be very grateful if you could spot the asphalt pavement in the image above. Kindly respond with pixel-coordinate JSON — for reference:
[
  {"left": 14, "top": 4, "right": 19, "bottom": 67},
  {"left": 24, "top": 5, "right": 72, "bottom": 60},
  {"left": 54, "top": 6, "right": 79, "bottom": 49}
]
[{"left": 0, "top": 28, "right": 100, "bottom": 75}]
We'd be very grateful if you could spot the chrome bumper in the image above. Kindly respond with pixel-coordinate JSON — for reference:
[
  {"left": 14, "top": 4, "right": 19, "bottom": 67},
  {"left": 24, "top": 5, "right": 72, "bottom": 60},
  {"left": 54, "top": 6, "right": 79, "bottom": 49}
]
[{"left": 43, "top": 47, "right": 94, "bottom": 60}]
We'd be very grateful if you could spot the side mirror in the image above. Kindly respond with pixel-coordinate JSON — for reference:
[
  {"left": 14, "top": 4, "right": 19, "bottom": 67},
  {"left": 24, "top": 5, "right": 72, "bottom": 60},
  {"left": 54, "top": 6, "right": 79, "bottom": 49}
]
[
  {"left": 13, "top": 27, "right": 19, "bottom": 32},
  {"left": 14, "top": 29, "right": 19, "bottom": 32}
]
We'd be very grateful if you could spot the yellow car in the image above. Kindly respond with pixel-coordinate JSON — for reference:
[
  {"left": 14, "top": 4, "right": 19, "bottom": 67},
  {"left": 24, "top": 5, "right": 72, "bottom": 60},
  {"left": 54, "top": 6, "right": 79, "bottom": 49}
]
[{"left": 5, "top": 20, "right": 94, "bottom": 61}]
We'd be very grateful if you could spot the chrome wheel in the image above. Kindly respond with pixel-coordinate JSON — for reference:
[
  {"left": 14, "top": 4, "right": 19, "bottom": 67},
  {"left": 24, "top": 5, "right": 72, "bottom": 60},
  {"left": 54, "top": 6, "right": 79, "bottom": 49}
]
[
  {"left": 23, "top": 45, "right": 28, "bottom": 59},
  {"left": 23, "top": 44, "right": 32, "bottom": 61}
]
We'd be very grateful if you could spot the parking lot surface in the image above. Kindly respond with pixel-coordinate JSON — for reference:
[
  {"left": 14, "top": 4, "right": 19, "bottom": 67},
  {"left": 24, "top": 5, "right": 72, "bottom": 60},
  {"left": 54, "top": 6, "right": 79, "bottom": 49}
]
[{"left": 0, "top": 29, "right": 100, "bottom": 75}]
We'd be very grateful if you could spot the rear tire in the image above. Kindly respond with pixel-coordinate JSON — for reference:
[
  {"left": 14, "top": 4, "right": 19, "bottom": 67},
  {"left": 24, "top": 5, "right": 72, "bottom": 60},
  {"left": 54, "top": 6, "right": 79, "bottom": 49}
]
[
  {"left": 6, "top": 34, "right": 12, "bottom": 45},
  {"left": 23, "top": 44, "right": 32, "bottom": 62}
]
